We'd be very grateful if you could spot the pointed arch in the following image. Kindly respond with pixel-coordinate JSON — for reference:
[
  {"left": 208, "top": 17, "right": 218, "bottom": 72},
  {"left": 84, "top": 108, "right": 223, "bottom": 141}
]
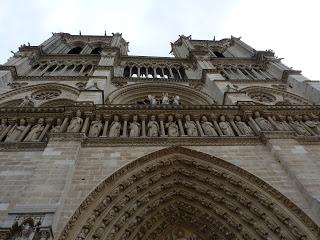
[{"left": 58, "top": 147, "right": 319, "bottom": 240}]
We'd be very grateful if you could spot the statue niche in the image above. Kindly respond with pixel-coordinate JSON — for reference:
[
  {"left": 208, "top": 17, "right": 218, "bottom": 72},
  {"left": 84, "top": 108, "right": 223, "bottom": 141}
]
[
  {"left": 67, "top": 110, "right": 83, "bottom": 133},
  {"left": 147, "top": 115, "right": 159, "bottom": 137},
  {"left": 5, "top": 119, "right": 27, "bottom": 142},
  {"left": 88, "top": 115, "right": 103, "bottom": 137},
  {"left": 24, "top": 118, "right": 45, "bottom": 141},
  {"left": 109, "top": 115, "right": 121, "bottom": 137}
]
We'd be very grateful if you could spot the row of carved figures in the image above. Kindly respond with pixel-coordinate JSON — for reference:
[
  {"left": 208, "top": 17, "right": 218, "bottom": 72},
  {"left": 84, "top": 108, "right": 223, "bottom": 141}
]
[{"left": 1, "top": 111, "right": 320, "bottom": 142}]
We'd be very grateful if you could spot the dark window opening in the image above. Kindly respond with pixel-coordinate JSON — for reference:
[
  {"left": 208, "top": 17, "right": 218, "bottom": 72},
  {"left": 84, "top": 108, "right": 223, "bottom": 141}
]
[
  {"left": 163, "top": 68, "right": 171, "bottom": 78},
  {"left": 55, "top": 65, "right": 65, "bottom": 71},
  {"left": 47, "top": 65, "right": 57, "bottom": 72},
  {"left": 68, "top": 47, "right": 82, "bottom": 54},
  {"left": 140, "top": 67, "right": 147, "bottom": 78},
  {"left": 66, "top": 65, "right": 75, "bottom": 71},
  {"left": 179, "top": 67, "right": 186, "bottom": 79},
  {"left": 83, "top": 65, "right": 92, "bottom": 73},
  {"left": 75, "top": 65, "right": 83, "bottom": 72},
  {"left": 131, "top": 66, "right": 138, "bottom": 77},
  {"left": 156, "top": 68, "right": 163, "bottom": 78},
  {"left": 32, "top": 64, "right": 40, "bottom": 70},
  {"left": 213, "top": 51, "right": 225, "bottom": 58},
  {"left": 39, "top": 64, "right": 47, "bottom": 71},
  {"left": 91, "top": 47, "right": 102, "bottom": 54},
  {"left": 147, "top": 67, "right": 154, "bottom": 78},
  {"left": 172, "top": 68, "right": 180, "bottom": 79},
  {"left": 124, "top": 66, "right": 130, "bottom": 77}
]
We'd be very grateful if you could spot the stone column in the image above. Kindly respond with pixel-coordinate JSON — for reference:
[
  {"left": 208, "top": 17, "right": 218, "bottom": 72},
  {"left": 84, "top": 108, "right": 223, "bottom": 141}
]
[
  {"left": 140, "top": 115, "right": 147, "bottom": 137},
  {"left": 194, "top": 115, "right": 204, "bottom": 136},
  {"left": 210, "top": 114, "right": 223, "bottom": 136},
  {"left": 121, "top": 114, "right": 129, "bottom": 137},
  {"left": 228, "top": 115, "right": 242, "bottom": 136},
  {"left": 81, "top": 113, "right": 91, "bottom": 134},
  {"left": 38, "top": 118, "right": 53, "bottom": 141},
  {"left": 101, "top": 115, "right": 111, "bottom": 137},
  {"left": 244, "top": 111, "right": 261, "bottom": 134},
  {"left": 158, "top": 114, "right": 166, "bottom": 137},
  {"left": 175, "top": 114, "right": 185, "bottom": 136},
  {"left": 18, "top": 119, "right": 32, "bottom": 141},
  {"left": 0, "top": 122, "right": 13, "bottom": 141},
  {"left": 267, "top": 115, "right": 282, "bottom": 131},
  {"left": 60, "top": 117, "right": 69, "bottom": 133}
]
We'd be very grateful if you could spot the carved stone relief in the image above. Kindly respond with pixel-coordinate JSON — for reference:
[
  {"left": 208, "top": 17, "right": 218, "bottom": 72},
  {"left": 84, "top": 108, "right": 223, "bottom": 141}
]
[
  {"left": 57, "top": 147, "right": 319, "bottom": 240},
  {"left": 31, "top": 90, "right": 61, "bottom": 100}
]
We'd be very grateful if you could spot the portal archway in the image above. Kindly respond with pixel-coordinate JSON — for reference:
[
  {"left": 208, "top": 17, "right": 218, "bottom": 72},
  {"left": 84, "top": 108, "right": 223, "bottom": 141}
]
[{"left": 58, "top": 147, "right": 319, "bottom": 240}]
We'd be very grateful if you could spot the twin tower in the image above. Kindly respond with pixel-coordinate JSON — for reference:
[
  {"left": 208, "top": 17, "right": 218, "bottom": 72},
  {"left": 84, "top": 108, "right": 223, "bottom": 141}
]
[{"left": 0, "top": 33, "right": 319, "bottom": 240}]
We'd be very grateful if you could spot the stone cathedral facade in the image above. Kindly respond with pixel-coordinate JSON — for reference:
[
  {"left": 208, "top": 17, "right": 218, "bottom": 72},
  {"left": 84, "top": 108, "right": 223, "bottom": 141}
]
[{"left": 0, "top": 32, "right": 319, "bottom": 240}]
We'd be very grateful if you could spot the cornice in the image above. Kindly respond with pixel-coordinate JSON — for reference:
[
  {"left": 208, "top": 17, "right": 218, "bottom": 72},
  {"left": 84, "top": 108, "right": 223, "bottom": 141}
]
[
  {"left": 0, "top": 142, "right": 47, "bottom": 151},
  {"left": 17, "top": 75, "right": 90, "bottom": 81},
  {"left": 37, "top": 54, "right": 100, "bottom": 61}
]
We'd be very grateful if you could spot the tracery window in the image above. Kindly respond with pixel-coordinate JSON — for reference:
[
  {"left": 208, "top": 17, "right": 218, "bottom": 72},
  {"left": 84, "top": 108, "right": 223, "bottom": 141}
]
[
  {"left": 248, "top": 92, "right": 276, "bottom": 103},
  {"left": 31, "top": 90, "right": 61, "bottom": 100}
]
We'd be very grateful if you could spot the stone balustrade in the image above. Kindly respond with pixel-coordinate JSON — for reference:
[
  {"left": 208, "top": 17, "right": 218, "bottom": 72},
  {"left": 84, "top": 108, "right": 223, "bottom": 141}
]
[{"left": 0, "top": 105, "right": 319, "bottom": 146}]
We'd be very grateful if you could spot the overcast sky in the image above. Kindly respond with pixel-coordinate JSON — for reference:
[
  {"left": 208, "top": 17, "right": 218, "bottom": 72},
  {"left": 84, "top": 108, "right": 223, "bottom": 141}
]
[{"left": 1, "top": 0, "right": 319, "bottom": 79}]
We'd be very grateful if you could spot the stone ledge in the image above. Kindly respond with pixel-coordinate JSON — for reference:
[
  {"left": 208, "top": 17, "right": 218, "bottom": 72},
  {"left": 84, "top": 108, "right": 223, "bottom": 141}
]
[{"left": 0, "top": 142, "right": 47, "bottom": 151}]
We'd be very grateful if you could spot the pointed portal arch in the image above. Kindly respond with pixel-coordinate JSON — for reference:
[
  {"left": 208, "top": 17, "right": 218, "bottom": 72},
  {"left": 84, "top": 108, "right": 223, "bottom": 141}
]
[{"left": 58, "top": 147, "right": 319, "bottom": 240}]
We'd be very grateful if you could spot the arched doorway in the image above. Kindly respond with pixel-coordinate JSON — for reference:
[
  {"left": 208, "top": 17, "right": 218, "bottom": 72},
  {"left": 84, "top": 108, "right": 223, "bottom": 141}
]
[{"left": 58, "top": 147, "right": 319, "bottom": 240}]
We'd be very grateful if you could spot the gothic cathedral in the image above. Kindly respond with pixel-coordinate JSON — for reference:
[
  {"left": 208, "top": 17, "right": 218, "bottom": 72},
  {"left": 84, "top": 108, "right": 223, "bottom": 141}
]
[{"left": 0, "top": 33, "right": 319, "bottom": 240}]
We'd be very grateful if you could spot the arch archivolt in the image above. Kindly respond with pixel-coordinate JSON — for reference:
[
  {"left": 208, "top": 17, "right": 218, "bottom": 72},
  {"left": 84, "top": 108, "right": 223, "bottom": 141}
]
[
  {"left": 107, "top": 83, "right": 215, "bottom": 105},
  {"left": 58, "top": 147, "right": 319, "bottom": 240},
  {"left": 0, "top": 83, "right": 79, "bottom": 107},
  {"left": 240, "top": 86, "right": 311, "bottom": 105}
]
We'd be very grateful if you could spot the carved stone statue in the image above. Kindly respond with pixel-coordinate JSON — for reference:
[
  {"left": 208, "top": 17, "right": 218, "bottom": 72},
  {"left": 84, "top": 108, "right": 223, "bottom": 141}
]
[
  {"left": 147, "top": 115, "right": 159, "bottom": 137},
  {"left": 16, "top": 222, "right": 33, "bottom": 240},
  {"left": 88, "top": 115, "right": 103, "bottom": 137},
  {"left": 201, "top": 116, "right": 217, "bottom": 136},
  {"left": 287, "top": 116, "right": 311, "bottom": 136},
  {"left": 161, "top": 93, "right": 170, "bottom": 105},
  {"left": 109, "top": 115, "right": 121, "bottom": 137},
  {"left": 254, "top": 111, "right": 274, "bottom": 131},
  {"left": 0, "top": 118, "right": 8, "bottom": 134},
  {"left": 303, "top": 115, "right": 320, "bottom": 134},
  {"left": 5, "top": 119, "right": 26, "bottom": 142},
  {"left": 76, "top": 228, "right": 89, "bottom": 240},
  {"left": 67, "top": 110, "right": 83, "bottom": 133},
  {"left": 129, "top": 115, "right": 141, "bottom": 137},
  {"left": 147, "top": 95, "right": 157, "bottom": 105},
  {"left": 24, "top": 118, "right": 45, "bottom": 141},
  {"left": 184, "top": 115, "right": 198, "bottom": 136},
  {"left": 173, "top": 95, "right": 180, "bottom": 105},
  {"left": 19, "top": 96, "right": 35, "bottom": 107},
  {"left": 272, "top": 115, "right": 291, "bottom": 131},
  {"left": 235, "top": 116, "right": 254, "bottom": 136},
  {"left": 166, "top": 115, "right": 179, "bottom": 137},
  {"left": 50, "top": 118, "right": 63, "bottom": 133},
  {"left": 219, "top": 115, "right": 235, "bottom": 136}
]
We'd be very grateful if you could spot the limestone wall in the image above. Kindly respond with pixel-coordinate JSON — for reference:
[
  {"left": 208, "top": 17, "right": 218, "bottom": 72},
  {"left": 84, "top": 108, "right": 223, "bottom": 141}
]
[{"left": 0, "top": 139, "right": 319, "bottom": 238}]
